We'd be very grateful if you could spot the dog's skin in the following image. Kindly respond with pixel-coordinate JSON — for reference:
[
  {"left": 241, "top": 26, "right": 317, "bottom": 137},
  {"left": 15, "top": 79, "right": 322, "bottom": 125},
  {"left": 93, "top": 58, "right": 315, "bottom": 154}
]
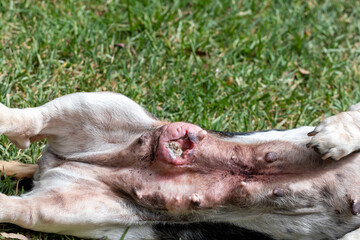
[{"left": 0, "top": 92, "right": 360, "bottom": 240}]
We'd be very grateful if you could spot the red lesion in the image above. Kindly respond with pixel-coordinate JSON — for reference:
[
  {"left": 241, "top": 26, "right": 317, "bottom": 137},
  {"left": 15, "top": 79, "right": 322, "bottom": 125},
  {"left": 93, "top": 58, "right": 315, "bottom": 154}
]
[
  {"left": 164, "top": 133, "right": 196, "bottom": 165},
  {"left": 177, "top": 134, "right": 195, "bottom": 155}
]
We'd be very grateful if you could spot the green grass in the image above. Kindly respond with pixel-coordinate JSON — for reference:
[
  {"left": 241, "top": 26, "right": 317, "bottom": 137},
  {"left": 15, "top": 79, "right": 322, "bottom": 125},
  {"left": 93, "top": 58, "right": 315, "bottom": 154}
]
[{"left": 0, "top": 0, "right": 359, "bottom": 239}]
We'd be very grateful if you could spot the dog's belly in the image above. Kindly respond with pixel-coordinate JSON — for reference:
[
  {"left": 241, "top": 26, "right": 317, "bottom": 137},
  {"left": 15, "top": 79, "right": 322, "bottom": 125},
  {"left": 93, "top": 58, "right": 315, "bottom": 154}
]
[{"left": 28, "top": 124, "right": 360, "bottom": 240}]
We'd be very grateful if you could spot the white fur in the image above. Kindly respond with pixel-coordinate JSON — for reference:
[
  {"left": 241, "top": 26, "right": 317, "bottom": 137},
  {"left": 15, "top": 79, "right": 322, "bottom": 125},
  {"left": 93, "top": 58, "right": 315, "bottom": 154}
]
[
  {"left": 2, "top": 92, "right": 156, "bottom": 158},
  {"left": 223, "top": 126, "right": 315, "bottom": 144}
]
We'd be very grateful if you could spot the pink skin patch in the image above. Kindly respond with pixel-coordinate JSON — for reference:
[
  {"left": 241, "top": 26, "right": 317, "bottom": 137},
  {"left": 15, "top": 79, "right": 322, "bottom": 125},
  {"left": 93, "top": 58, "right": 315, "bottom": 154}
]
[{"left": 156, "top": 122, "right": 205, "bottom": 165}]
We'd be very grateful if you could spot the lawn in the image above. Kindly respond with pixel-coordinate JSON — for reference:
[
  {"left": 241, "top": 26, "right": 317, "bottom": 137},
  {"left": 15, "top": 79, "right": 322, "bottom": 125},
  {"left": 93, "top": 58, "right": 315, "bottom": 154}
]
[{"left": 0, "top": 0, "right": 359, "bottom": 239}]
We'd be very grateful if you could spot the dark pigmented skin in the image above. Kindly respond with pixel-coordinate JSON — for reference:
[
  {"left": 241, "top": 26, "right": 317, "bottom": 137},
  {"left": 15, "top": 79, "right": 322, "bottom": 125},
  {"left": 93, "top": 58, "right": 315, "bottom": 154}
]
[
  {"left": 265, "top": 152, "right": 278, "bottom": 163},
  {"left": 352, "top": 201, "right": 360, "bottom": 215},
  {"left": 273, "top": 188, "right": 284, "bottom": 197},
  {"left": 153, "top": 222, "right": 274, "bottom": 240}
]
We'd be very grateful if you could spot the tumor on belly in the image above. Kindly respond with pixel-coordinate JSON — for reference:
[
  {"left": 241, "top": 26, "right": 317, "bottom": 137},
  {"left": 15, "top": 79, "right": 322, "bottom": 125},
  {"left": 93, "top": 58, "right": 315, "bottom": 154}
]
[{"left": 165, "top": 142, "right": 183, "bottom": 159}]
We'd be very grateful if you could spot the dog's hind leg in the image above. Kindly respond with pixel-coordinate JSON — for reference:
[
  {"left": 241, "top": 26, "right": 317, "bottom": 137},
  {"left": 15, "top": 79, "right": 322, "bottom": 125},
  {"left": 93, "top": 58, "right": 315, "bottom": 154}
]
[
  {"left": 0, "top": 92, "right": 163, "bottom": 158},
  {"left": 0, "top": 184, "right": 152, "bottom": 240},
  {"left": 0, "top": 160, "right": 37, "bottom": 179}
]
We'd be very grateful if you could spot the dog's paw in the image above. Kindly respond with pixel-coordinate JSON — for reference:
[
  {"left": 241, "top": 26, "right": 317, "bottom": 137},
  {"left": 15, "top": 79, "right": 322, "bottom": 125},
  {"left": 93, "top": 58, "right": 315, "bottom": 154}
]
[{"left": 307, "top": 111, "right": 360, "bottom": 160}]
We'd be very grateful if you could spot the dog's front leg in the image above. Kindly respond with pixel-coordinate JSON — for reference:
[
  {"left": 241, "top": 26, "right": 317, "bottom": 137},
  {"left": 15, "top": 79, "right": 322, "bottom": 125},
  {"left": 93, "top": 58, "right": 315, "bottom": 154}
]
[
  {"left": 0, "top": 102, "right": 43, "bottom": 149},
  {"left": 307, "top": 103, "right": 360, "bottom": 160},
  {"left": 0, "top": 92, "right": 162, "bottom": 158}
]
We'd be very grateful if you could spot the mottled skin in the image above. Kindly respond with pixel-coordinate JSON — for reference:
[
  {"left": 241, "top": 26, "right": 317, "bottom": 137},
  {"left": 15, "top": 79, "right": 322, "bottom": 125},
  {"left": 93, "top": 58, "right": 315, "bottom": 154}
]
[
  {"left": 0, "top": 92, "right": 359, "bottom": 240},
  {"left": 100, "top": 123, "right": 360, "bottom": 231}
]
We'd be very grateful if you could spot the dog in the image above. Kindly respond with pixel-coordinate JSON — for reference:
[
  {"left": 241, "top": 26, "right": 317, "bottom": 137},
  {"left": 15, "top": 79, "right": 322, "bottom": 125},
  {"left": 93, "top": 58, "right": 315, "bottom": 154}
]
[{"left": 0, "top": 92, "right": 359, "bottom": 240}]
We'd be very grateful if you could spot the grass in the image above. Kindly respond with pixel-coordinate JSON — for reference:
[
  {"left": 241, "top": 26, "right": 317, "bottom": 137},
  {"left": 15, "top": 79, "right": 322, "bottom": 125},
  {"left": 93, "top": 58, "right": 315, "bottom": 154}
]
[{"left": 0, "top": 0, "right": 359, "bottom": 239}]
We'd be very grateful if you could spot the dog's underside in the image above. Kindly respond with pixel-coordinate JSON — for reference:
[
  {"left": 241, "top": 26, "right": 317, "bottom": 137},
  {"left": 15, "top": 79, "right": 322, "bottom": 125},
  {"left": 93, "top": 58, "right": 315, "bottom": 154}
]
[{"left": 0, "top": 92, "right": 360, "bottom": 240}]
